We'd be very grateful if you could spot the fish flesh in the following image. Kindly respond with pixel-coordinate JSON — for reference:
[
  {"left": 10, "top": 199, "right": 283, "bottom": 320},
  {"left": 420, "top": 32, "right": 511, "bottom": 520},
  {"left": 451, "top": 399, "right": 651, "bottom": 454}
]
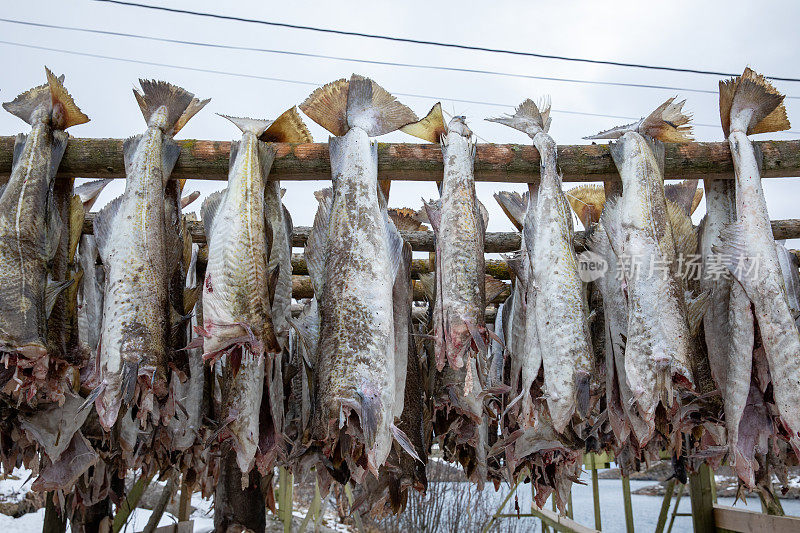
[
  {"left": 489, "top": 98, "right": 593, "bottom": 434},
  {"left": 715, "top": 68, "right": 800, "bottom": 470},
  {"left": 405, "top": 104, "right": 490, "bottom": 482},
  {"left": 0, "top": 68, "right": 88, "bottom": 400},
  {"left": 300, "top": 75, "right": 419, "bottom": 481},
  {"left": 92, "top": 80, "right": 207, "bottom": 429}
]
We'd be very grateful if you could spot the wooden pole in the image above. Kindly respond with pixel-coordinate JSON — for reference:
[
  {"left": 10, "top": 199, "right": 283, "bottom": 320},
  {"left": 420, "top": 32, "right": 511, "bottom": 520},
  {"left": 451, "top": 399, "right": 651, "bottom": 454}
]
[
  {"left": 689, "top": 463, "right": 715, "bottom": 533},
  {"left": 666, "top": 483, "right": 686, "bottom": 533},
  {"left": 590, "top": 454, "right": 602, "bottom": 531},
  {"left": 177, "top": 477, "right": 191, "bottom": 522},
  {"left": 142, "top": 476, "right": 177, "bottom": 533},
  {"left": 43, "top": 493, "right": 67, "bottom": 533},
  {"left": 83, "top": 214, "right": 800, "bottom": 251},
  {"left": 4, "top": 137, "right": 799, "bottom": 182},
  {"left": 214, "top": 448, "right": 266, "bottom": 533},
  {"left": 621, "top": 475, "right": 634, "bottom": 533},
  {"left": 112, "top": 472, "right": 154, "bottom": 533},
  {"left": 655, "top": 479, "right": 676, "bottom": 533}
]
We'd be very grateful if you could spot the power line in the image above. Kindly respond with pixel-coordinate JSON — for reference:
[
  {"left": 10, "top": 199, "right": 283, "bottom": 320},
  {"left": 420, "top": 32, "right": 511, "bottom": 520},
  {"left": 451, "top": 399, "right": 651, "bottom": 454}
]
[
  {"left": 93, "top": 0, "right": 800, "bottom": 83},
  {"left": 1, "top": 40, "right": 797, "bottom": 134},
  {"left": 0, "top": 17, "right": 764, "bottom": 99}
]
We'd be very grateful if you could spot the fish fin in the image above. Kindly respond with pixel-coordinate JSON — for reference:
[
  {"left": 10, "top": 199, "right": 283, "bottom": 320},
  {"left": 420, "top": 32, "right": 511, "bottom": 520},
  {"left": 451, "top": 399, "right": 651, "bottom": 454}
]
[
  {"left": 387, "top": 207, "right": 426, "bottom": 231},
  {"left": 493, "top": 191, "right": 527, "bottom": 231},
  {"left": 74, "top": 178, "right": 112, "bottom": 211},
  {"left": 642, "top": 135, "right": 666, "bottom": 177},
  {"left": 422, "top": 199, "right": 442, "bottom": 234},
  {"left": 173, "top": 97, "right": 209, "bottom": 136},
  {"left": 667, "top": 200, "right": 698, "bottom": 258},
  {"left": 133, "top": 79, "right": 196, "bottom": 133},
  {"left": 45, "top": 191, "right": 64, "bottom": 261},
  {"left": 724, "top": 68, "right": 790, "bottom": 136},
  {"left": 565, "top": 184, "right": 605, "bottom": 229},
  {"left": 477, "top": 199, "right": 489, "bottom": 230},
  {"left": 391, "top": 423, "right": 422, "bottom": 463},
  {"left": 300, "top": 78, "right": 351, "bottom": 135},
  {"left": 122, "top": 135, "right": 142, "bottom": 177},
  {"left": 183, "top": 285, "right": 201, "bottom": 315},
  {"left": 502, "top": 250, "right": 528, "bottom": 286},
  {"left": 121, "top": 361, "right": 138, "bottom": 405},
  {"left": 257, "top": 141, "right": 277, "bottom": 181},
  {"left": 378, "top": 180, "right": 391, "bottom": 207},
  {"left": 712, "top": 221, "right": 759, "bottom": 297},
  {"left": 355, "top": 389, "right": 381, "bottom": 447},
  {"left": 228, "top": 140, "right": 240, "bottom": 168},
  {"left": 385, "top": 214, "right": 405, "bottom": 283},
  {"left": 576, "top": 371, "right": 591, "bottom": 418},
  {"left": 161, "top": 137, "right": 182, "bottom": 182},
  {"left": 45, "top": 279, "right": 74, "bottom": 318},
  {"left": 261, "top": 106, "right": 313, "bottom": 143},
  {"left": 346, "top": 74, "right": 417, "bottom": 136},
  {"left": 599, "top": 196, "right": 624, "bottom": 259},
  {"left": 267, "top": 265, "right": 280, "bottom": 308},
  {"left": 664, "top": 179, "right": 700, "bottom": 216},
  {"left": 400, "top": 102, "right": 447, "bottom": 143},
  {"left": 48, "top": 130, "right": 69, "bottom": 181},
  {"left": 218, "top": 114, "right": 273, "bottom": 136},
  {"left": 3, "top": 80, "right": 52, "bottom": 125},
  {"left": 484, "top": 275, "right": 507, "bottom": 304},
  {"left": 640, "top": 97, "right": 693, "bottom": 142},
  {"left": 464, "top": 318, "right": 488, "bottom": 356},
  {"left": 306, "top": 188, "right": 333, "bottom": 297},
  {"left": 486, "top": 97, "right": 550, "bottom": 138},
  {"left": 719, "top": 75, "right": 738, "bottom": 139},
  {"left": 418, "top": 272, "right": 436, "bottom": 301},
  {"left": 11, "top": 133, "right": 28, "bottom": 171},
  {"left": 584, "top": 119, "right": 642, "bottom": 140},
  {"left": 45, "top": 67, "right": 89, "bottom": 130},
  {"left": 685, "top": 291, "right": 710, "bottom": 336},
  {"left": 200, "top": 189, "right": 226, "bottom": 239},
  {"left": 78, "top": 383, "right": 105, "bottom": 413},
  {"left": 68, "top": 194, "right": 85, "bottom": 264},
  {"left": 93, "top": 195, "right": 123, "bottom": 264}
]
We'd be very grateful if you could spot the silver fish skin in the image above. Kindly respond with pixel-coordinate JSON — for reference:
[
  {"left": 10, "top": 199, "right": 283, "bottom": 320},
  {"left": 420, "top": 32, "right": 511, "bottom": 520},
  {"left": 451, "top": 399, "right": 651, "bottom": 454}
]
[
  {"left": 724, "top": 129, "right": 800, "bottom": 448},
  {"left": 611, "top": 132, "right": 694, "bottom": 443},
  {"left": 94, "top": 80, "right": 206, "bottom": 429},
  {"left": 264, "top": 181, "right": 293, "bottom": 352},
  {"left": 526, "top": 130, "right": 593, "bottom": 434},
  {"left": 77, "top": 235, "right": 104, "bottom": 353},
  {"left": 312, "top": 129, "right": 399, "bottom": 476},
  {"left": 0, "top": 69, "right": 87, "bottom": 370}
]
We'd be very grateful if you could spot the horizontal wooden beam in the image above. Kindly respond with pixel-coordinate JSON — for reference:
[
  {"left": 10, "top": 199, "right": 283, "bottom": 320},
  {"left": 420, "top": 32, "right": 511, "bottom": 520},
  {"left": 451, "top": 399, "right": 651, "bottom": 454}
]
[
  {"left": 3, "top": 137, "right": 800, "bottom": 182},
  {"left": 713, "top": 504, "right": 800, "bottom": 533},
  {"left": 84, "top": 215, "right": 800, "bottom": 254}
]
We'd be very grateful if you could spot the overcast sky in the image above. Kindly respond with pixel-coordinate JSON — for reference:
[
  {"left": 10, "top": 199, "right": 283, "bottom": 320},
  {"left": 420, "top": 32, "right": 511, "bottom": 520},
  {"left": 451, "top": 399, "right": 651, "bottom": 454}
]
[{"left": 1, "top": 0, "right": 799, "bottom": 242}]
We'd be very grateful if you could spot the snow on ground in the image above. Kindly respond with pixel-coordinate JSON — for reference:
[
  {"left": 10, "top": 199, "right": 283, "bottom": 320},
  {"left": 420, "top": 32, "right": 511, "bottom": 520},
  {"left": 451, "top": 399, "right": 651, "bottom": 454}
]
[{"left": 0, "top": 468, "right": 34, "bottom": 504}]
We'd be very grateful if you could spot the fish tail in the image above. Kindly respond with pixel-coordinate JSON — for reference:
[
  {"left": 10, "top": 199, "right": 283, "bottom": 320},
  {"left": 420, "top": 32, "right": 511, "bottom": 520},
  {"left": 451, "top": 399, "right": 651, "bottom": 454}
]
[
  {"left": 345, "top": 74, "right": 417, "bottom": 136},
  {"left": 260, "top": 106, "right": 313, "bottom": 143},
  {"left": 300, "top": 78, "right": 350, "bottom": 136},
  {"left": 400, "top": 102, "right": 447, "bottom": 143},
  {"left": 493, "top": 191, "right": 528, "bottom": 231},
  {"left": 2, "top": 68, "right": 89, "bottom": 130},
  {"left": 564, "top": 184, "right": 605, "bottom": 229},
  {"left": 486, "top": 97, "right": 551, "bottom": 137},
  {"left": 218, "top": 114, "right": 274, "bottom": 136},
  {"left": 720, "top": 67, "right": 790, "bottom": 137},
  {"left": 121, "top": 360, "right": 138, "bottom": 405},
  {"left": 586, "top": 97, "right": 693, "bottom": 142},
  {"left": 133, "top": 79, "right": 208, "bottom": 134}
]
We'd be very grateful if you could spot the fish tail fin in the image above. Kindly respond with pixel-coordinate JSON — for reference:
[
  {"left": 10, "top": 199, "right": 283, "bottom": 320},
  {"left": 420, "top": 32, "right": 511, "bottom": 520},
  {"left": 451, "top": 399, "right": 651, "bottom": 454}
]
[
  {"left": 387, "top": 207, "right": 426, "bottom": 231},
  {"left": 664, "top": 179, "right": 702, "bottom": 216},
  {"left": 400, "top": 102, "right": 447, "bottom": 143},
  {"left": 134, "top": 80, "right": 206, "bottom": 134},
  {"left": 576, "top": 370, "right": 591, "bottom": 418},
  {"left": 345, "top": 74, "right": 417, "bottom": 136},
  {"left": 666, "top": 199, "right": 698, "bottom": 259},
  {"left": 493, "top": 191, "right": 527, "bottom": 231},
  {"left": 565, "top": 184, "right": 606, "bottom": 229},
  {"left": 486, "top": 97, "right": 550, "bottom": 138},
  {"left": 391, "top": 423, "right": 422, "bottom": 462},
  {"left": 44, "top": 68, "right": 89, "bottom": 130},
  {"left": 640, "top": 97, "right": 693, "bottom": 142},
  {"left": 418, "top": 272, "right": 436, "bottom": 301},
  {"left": 722, "top": 68, "right": 790, "bottom": 137},
  {"left": 218, "top": 114, "right": 274, "bottom": 136},
  {"left": 3, "top": 81, "right": 52, "bottom": 125},
  {"left": 261, "top": 106, "right": 313, "bottom": 143},
  {"left": 300, "top": 77, "right": 350, "bottom": 136},
  {"left": 306, "top": 188, "right": 333, "bottom": 297}
]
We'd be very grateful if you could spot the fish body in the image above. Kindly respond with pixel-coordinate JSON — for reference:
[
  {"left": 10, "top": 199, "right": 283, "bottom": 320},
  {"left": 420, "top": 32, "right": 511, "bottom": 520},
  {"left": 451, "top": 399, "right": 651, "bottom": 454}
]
[
  {"left": 611, "top": 132, "right": 694, "bottom": 443},
  {"left": 300, "top": 75, "right": 417, "bottom": 479},
  {"left": 93, "top": 80, "right": 207, "bottom": 429},
  {"left": 0, "top": 69, "right": 87, "bottom": 389}
]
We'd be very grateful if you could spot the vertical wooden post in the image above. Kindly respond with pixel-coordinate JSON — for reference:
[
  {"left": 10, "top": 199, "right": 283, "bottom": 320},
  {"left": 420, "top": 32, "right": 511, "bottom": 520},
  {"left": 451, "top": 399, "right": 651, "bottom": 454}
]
[
  {"left": 688, "top": 463, "right": 715, "bottom": 533},
  {"left": 590, "top": 453, "right": 602, "bottom": 531},
  {"left": 214, "top": 448, "right": 265, "bottom": 533},
  {"left": 655, "top": 479, "right": 676, "bottom": 533},
  {"left": 43, "top": 492, "right": 67, "bottom": 533},
  {"left": 621, "top": 475, "right": 634, "bottom": 533},
  {"left": 177, "top": 477, "right": 191, "bottom": 522},
  {"left": 278, "top": 467, "right": 294, "bottom": 533}
]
